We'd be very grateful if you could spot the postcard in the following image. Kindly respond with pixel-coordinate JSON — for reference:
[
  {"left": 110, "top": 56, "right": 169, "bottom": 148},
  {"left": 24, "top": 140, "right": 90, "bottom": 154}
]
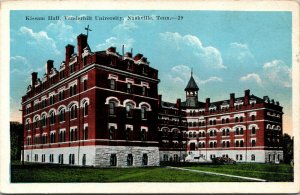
[{"left": 0, "top": 0, "right": 299, "bottom": 193}]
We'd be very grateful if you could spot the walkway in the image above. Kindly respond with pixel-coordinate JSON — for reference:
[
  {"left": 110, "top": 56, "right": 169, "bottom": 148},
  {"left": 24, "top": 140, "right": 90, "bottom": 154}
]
[{"left": 166, "top": 166, "right": 267, "bottom": 182}]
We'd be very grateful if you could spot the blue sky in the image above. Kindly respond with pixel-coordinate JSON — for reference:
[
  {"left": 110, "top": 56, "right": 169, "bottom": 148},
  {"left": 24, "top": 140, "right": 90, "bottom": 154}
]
[{"left": 10, "top": 10, "right": 292, "bottom": 134}]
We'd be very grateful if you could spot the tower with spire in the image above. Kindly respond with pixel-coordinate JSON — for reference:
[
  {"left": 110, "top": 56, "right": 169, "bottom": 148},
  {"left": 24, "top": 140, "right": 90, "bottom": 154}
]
[{"left": 185, "top": 70, "right": 199, "bottom": 107}]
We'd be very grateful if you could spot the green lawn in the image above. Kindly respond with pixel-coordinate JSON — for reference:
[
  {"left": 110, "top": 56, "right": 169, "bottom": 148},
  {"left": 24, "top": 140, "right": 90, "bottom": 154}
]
[
  {"left": 10, "top": 162, "right": 293, "bottom": 182},
  {"left": 184, "top": 163, "right": 294, "bottom": 182}
]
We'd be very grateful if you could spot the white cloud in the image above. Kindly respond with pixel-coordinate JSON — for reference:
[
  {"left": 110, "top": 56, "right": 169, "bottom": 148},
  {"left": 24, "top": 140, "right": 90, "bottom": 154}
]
[
  {"left": 166, "top": 64, "right": 222, "bottom": 85},
  {"left": 199, "top": 76, "right": 223, "bottom": 84},
  {"left": 46, "top": 20, "right": 76, "bottom": 42},
  {"left": 113, "top": 19, "right": 138, "bottom": 33},
  {"left": 240, "top": 73, "right": 262, "bottom": 85},
  {"left": 96, "top": 36, "right": 135, "bottom": 51},
  {"left": 263, "top": 60, "right": 291, "bottom": 88},
  {"left": 19, "top": 26, "right": 60, "bottom": 55},
  {"left": 228, "top": 42, "right": 254, "bottom": 62},
  {"left": 160, "top": 32, "right": 225, "bottom": 69}
]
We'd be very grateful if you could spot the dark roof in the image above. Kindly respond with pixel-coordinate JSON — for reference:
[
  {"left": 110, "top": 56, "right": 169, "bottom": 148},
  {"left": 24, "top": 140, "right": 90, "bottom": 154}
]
[
  {"left": 161, "top": 101, "right": 176, "bottom": 108},
  {"left": 181, "top": 94, "right": 264, "bottom": 109},
  {"left": 185, "top": 74, "right": 199, "bottom": 91}
]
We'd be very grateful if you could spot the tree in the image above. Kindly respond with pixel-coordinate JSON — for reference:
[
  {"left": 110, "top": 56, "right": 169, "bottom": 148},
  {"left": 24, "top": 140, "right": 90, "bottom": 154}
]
[
  {"left": 10, "top": 121, "right": 23, "bottom": 161},
  {"left": 282, "top": 133, "right": 293, "bottom": 164}
]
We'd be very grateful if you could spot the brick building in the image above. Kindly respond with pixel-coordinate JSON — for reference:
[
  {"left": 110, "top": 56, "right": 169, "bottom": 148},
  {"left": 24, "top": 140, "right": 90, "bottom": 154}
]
[
  {"left": 21, "top": 33, "right": 283, "bottom": 166},
  {"left": 158, "top": 73, "right": 284, "bottom": 163}
]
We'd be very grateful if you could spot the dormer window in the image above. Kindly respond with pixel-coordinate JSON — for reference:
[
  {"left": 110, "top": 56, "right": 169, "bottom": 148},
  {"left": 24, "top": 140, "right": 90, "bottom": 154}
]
[
  {"left": 127, "top": 61, "right": 133, "bottom": 70},
  {"left": 59, "top": 71, "right": 65, "bottom": 80}
]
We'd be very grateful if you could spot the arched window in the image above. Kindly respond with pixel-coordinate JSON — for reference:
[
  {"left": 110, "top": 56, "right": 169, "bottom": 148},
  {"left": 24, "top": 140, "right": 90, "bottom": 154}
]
[
  {"left": 50, "top": 111, "right": 56, "bottom": 125},
  {"left": 226, "top": 141, "right": 230, "bottom": 148},
  {"left": 210, "top": 131, "right": 213, "bottom": 136},
  {"left": 235, "top": 117, "right": 239, "bottom": 122},
  {"left": 126, "top": 103, "right": 134, "bottom": 118},
  {"left": 251, "top": 140, "right": 256, "bottom": 147},
  {"left": 222, "top": 119, "right": 225, "bottom": 124},
  {"left": 59, "top": 109, "right": 65, "bottom": 122},
  {"left": 240, "top": 116, "right": 243, "bottom": 122},
  {"left": 222, "top": 141, "right": 225, "bottom": 148},
  {"left": 41, "top": 115, "right": 47, "bottom": 126},
  {"left": 226, "top": 129, "right": 230, "bottom": 136},
  {"left": 193, "top": 132, "right": 197, "bottom": 138},
  {"left": 214, "top": 130, "right": 217, "bottom": 136},
  {"left": 109, "top": 101, "right": 116, "bottom": 116},
  {"left": 25, "top": 119, "right": 31, "bottom": 130},
  {"left": 50, "top": 132, "right": 56, "bottom": 143},
  {"left": 251, "top": 115, "right": 255, "bottom": 121},
  {"left": 251, "top": 127, "right": 256, "bottom": 134},
  {"left": 235, "top": 140, "right": 239, "bottom": 147},
  {"left": 226, "top": 118, "right": 229, "bottom": 123},
  {"left": 240, "top": 128, "right": 244, "bottom": 135},
  {"left": 141, "top": 106, "right": 148, "bottom": 119},
  {"left": 83, "top": 102, "right": 88, "bottom": 116},
  {"left": 70, "top": 128, "right": 77, "bottom": 141},
  {"left": 70, "top": 105, "right": 77, "bottom": 119},
  {"left": 240, "top": 140, "right": 244, "bottom": 147},
  {"left": 235, "top": 128, "right": 239, "bottom": 135},
  {"left": 213, "top": 142, "right": 217, "bottom": 148},
  {"left": 222, "top": 129, "right": 225, "bottom": 136}
]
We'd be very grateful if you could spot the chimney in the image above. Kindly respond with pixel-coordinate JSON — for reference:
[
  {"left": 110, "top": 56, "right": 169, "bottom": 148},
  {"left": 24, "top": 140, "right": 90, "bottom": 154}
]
[
  {"left": 205, "top": 98, "right": 210, "bottom": 111},
  {"left": 230, "top": 93, "right": 235, "bottom": 107},
  {"left": 134, "top": 53, "right": 143, "bottom": 61},
  {"left": 276, "top": 101, "right": 280, "bottom": 106},
  {"left": 46, "top": 60, "right": 54, "bottom": 75},
  {"left": 107, "top": 47, "right": 116, "bottom": 53},
  {"left": 271, "top": 99, "right": 275, "bottom": 104},
  {"left": 65, "top": 44, "right": 74, "bottom": 64},
  {"left": 141, "top": 57, "right": 147, "bottom": 63},
  {"left": 77, "top": 34, "right": 88, "bottom": 59},
  {"left": 176, "top": 98, "right": 181, "bottom": 109},
  {"left": 31, "top": 72, "right": 38, "bottom": 86},
  {"left": 244, "top": 89, "right": 250, "bottom": 105},
  {"left": 263, "top": 96, "right": 269, "bottom": 103},
  {"left": 125, "top": 52, "right": 132, "bottom": 58},
  {"left": 158, "top": 95, "right": 162, "bottom": 107}
]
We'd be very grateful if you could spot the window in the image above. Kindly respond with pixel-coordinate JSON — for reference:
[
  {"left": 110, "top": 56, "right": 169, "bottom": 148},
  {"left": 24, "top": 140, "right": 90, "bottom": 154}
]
[
  {"left": 59, "top": 71, "right": 64, "bottom": 80},
  {"left": 126, "top": 103, "right": 134, "bottom": 118},
  {"left": 34, "top": 154, "right": 38, "bottom": 162},
  {"left": 50, "top": 132, "right": 56, "bottom": 143},
  {"left": 251, "top": 154, "right": 255, "bottom": 161},
  {"left": 50, "top": 154, "right": 54, "bottom": 163},
  {"left": 42, "top": 134, "right": 47, "bottom": 144},
  {"left": 142, "top": 154, "right": 148, "bottom": 165},
  {"left": 83, "top": 80, "right": 88, "bottom": 91},
  {"left": 110, "top": 79, "right": 116, "bottom": 90},
  {"left": 141, "top": 106, "right": 147, "bottom": 119},
  {"left": 126, "top": 83, "right": 132, "bottom": 93},
  {"left": 83, "top": 102, "right": 88, "bottom": 116},
  {"left": 236, "top": 154, "right": 239, "bottom": 160},
  {"left": 240, "top": 116, "right": 243, "bottom": 122},
  {"left": 226, "top": 129, "right": 230, "bottom": 136},
  {"left": 59, "top": 131, "right": 66, "bottom": 142},
  {"left": 214, "top": 142, "right": 217, "bottom": 148},
  {"left": 58, "top": 91, "right": 65, "bottom": 101},
  {"left": 140, "top": 129, "right": 147, "bottom": 141},
  {"left": 127, "top": 154, "right": 133, "bottom": 166},
  {"left": 251, "top": 127, "right": 256, "bottom": 134},
  {"left": 25, "top": 119, "right": 30, "bottom": 130},
  {"left": 226, "top": 141, "right": 230, "bottom": 148},
  {"left": 50, "top": 111, "right": 56, "bottom": 125},
  {"left": 110, "top": 154, "right": 117, "bottom": 166},
  {"left": 49, "top": 95, "right": 55, "bottom": 105},
  {"left": 235, "top": 117, "right": 239, "bottom": 122},
  {"left": 42, "top": 154, "right": 45, "bottom": 162},
  {"left": 59, "top": 109, "right": 65, "bottom": 122},
  {"left": 109, "top": 126, "right": 115, "bottom": 140},
  {"left": 222, "top": 141, "right": 225, "bottom": 148},
  {"left": 240, "top": 155, "right": 243, "bottom": 161},
  {"left": 240, "top": 140, "right": 244, "bottom": 147},
  {"left": 240, "top": 128, "right": 244, "bottom": 135},
  {"left": 41, "top": 115, "right": 47, "bottom": 126},
  {"left": 251, "top": 115, "right": 255, "bottom": 121},
  {"left": 109, "top": 101, "right": 116, "bottom": 116},
  {"left": 142, "top": 86, "right": 147, "bottom": 96},
  {"left": 69, "top": 85, "right": 77, "bottom": 97},
  {"left": 59, "top": 154, "right": 64, "bottom": 164},
  {"left": 84, "top": 126, "right": 88, "bottom": 140},
  {"left": 251, "top": 140, "right": 256, "bottom": 147},
  {"left": 82, "top": 154, "right": 86, "bottom": 166},
  {"left": 235, "top": 140, "right": 239, "bottom": 147},
  {"left": 70, "top": 105, "right": 77, "bottom": 119},
  {"left": 70, "top": 128, "right": 77, "bottom": 141},
  {"left": 70, "top": 64, "right": 75, "bottom": 74},
  {"left": 226, "top": 118, "right": 229, "bottom": 123},
  {"left": 69, "top": 154, "right": 75, "bottom": 165},
  {"left": 35, "top": 136, "right": 40, "bottom": 145}
]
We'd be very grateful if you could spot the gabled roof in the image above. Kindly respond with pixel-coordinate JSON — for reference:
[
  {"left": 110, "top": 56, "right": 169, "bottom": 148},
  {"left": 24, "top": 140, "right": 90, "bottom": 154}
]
[{"left": 185, "top": 74, "right": 199, "bottom": 91}]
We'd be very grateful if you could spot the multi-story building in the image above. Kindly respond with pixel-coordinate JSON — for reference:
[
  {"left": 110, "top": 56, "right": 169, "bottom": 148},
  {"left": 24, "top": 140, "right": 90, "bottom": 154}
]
[
  {"left": 22, "top": 34, "right": 160, "bottom": 167},
  {"left": 158, "top": 73, "right": 284, "bottom": 163},
  {"left": 21, "top": 33, "right": 283, "bottom": 166}
]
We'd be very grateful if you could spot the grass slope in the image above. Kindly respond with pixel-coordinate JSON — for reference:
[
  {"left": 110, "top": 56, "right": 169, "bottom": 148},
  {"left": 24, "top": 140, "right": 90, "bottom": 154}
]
[{"left": 10, "top": 162, "right": 293, "bottom": 182}]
